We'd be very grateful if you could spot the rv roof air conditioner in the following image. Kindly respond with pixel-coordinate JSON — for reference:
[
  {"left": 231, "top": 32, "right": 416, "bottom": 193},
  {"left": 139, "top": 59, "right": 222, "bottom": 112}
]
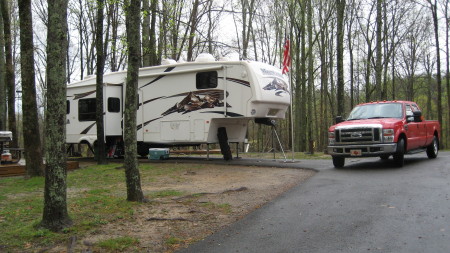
[
  {"left": 161, "top": 59, "right": 177, "bottom": 65},
  {"left": 195, "top": 53, "right": 215, "bottom": 63}
]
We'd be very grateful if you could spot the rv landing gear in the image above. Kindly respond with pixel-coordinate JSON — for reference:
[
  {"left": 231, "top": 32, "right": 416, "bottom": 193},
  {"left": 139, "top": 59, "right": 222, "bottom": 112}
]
[{"left": 217, "top": 127, "right": 232, "bottom": 161}]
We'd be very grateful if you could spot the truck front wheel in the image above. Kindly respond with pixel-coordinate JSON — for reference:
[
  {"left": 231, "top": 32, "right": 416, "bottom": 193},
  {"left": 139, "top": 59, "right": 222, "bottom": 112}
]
[
  {"left": 393, "top": 138, "right": 405, "bottom": 167},
  {"left": 332, "top": 156, "right": 345, "bottom": 168},
  {"left": 426, "top": 136, "right": 438, "bottom": 159}
]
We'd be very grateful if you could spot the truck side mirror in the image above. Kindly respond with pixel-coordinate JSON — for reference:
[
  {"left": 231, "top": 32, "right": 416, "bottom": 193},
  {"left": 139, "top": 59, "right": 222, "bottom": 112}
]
[
  {"left": 335, "top": 116, "right": 344, "bottom": 124},
  {"left": 413, "top": 111, "right": 422, "bottom": 122}
]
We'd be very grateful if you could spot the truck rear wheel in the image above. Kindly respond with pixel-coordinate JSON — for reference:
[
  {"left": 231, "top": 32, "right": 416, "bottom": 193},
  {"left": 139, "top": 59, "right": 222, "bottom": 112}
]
[
  {"left": 217, "top": 127, "right": 233, "bottom": 161},
  {"left": 332, "top": 156, "right": 345, "bottom": 168},
  {"left": 393, "top": 138, "right": 405, "bottom": 167},
  {"left": 426, "top": 136, "right": 438, "bottom": 159}
]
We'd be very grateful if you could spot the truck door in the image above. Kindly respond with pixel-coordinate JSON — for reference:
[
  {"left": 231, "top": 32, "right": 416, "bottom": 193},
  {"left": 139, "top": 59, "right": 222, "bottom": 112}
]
[
  {"left": 405, "top": 104, "right": 420, "bottom": 150},
  {"left": 411, "top": 103, "right": 427, "bottom": 147}
]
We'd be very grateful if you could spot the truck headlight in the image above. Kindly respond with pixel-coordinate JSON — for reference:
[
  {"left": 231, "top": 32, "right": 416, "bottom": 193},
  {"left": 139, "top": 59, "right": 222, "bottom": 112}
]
[
  {"left": 328, "top": 131, "right": 335, "bottom": 145},
  {"left": 383, "top": 129, "right": 394, "bottom": 143}
]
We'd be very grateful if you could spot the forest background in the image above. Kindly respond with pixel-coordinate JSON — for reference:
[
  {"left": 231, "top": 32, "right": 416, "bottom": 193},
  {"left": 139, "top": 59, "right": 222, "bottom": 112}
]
[{"left": 0, "top": 0, "right": 449, "bottom": 155}]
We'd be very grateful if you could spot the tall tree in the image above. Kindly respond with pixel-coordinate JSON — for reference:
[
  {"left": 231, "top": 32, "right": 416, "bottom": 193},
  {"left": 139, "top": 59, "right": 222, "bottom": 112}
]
[
  {"left": 124, "top": 0, "right": 145, "bottom": 202},
  {"left": 427, "top": 0, "right": 443, "bottom": 126},
  {"left": 375, "top": 0, "right": 383, "bottom": 100},
  {"left": 336, "top": 0, "right": 345, "bottom": 116},
  {"left": 142, "top": 0, "right": 158, "bottom": 66},
  {"left": 0, "top": 5, "right": 5, "bottom": 131},
  {"left": 18, "top": 0, "right": 44, "bottom": 177},
  {"left": 40, "top": 0, "right": 72, "bottom": 231},
  {"left": 307, "top": 0, "right": 314, "bottom": 154},
  {"left": 96, "top": 0, "right": 106, "bottom": 164},
  {"left": 0, "top": 0, "right": 18, "bottom": 148},
  {"left": 444, "top": 0, "right": 449, "bottom": 147}
]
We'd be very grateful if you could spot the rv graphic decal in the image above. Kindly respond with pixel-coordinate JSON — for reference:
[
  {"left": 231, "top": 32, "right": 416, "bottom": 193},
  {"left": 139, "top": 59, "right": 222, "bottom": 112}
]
[
  {"left": 162, "top": 90, "right": 230, "bottom": 116},
  {"left": 263, "top": 78, "right": 289, "bottom": 96},
  {"left": 139, "top": 66, "right": 176, "bottom": 89}
]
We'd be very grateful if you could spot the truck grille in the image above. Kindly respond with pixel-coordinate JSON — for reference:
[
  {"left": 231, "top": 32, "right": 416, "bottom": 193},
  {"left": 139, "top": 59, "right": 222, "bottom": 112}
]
[{"left": 335, "top": 127, "right": 381, "bottom": 143}]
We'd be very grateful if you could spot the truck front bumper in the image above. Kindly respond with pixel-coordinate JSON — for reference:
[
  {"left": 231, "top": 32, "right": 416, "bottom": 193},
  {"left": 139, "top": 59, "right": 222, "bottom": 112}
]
[{"left": 327, "top": 143, "right": 397, "bottom": 157}]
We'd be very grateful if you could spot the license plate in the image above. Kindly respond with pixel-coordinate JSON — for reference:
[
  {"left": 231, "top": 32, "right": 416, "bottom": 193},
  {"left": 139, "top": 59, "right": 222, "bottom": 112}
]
[{"left": 350, "top": 149, "right": 362, "bottom": 156}]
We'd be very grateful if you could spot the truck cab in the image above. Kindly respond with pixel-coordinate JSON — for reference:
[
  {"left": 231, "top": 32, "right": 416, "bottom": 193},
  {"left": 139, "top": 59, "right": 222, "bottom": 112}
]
[{"left": 327, "top": 101, "right": 440, "bottom": 168}]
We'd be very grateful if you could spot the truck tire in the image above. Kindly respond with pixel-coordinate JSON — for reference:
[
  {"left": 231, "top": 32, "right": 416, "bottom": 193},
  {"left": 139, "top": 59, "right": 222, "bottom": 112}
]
[
  {"left": 332, "top": 156, "right": 345, "bottom": 168},
  {"left": 426, "top": 136, "right": 438, "bottom": 159},
  {"left": 393, "top": 138, "right": 405, "bottom": 167},
  {"left": 217, "top": 127, "right": 233, "bottom": 161}
]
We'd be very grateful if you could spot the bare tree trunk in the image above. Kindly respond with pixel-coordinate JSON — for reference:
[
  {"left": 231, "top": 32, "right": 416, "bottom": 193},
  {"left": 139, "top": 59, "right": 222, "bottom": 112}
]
[
  {"left": 445, "top": 0, "right": 449, "bottom": 148},
  {"left": 149, "top": 0, "right": 158, "bottom": 66},
  {"left": 307, "top": 0, "right": 314, "bottom": 154},
  {"left": 336, "top": 0, "right": 345, "bottom": 116},
  {"left": 0, "top": 0, "right": 18, "bottom": 148},
  {"left": 375, "top": 0, "right": 383, "bottom": 100},
  {"left": 96, "top": 0, "right": 106, "bottom": 164},
  {"left": 124, "top": 0, "right": 145, "bottom": 202},
  {"left": 0, "top": 7, "right": 6, "bottom": 131},
  {"left": 142, "top": 0, "right": 151, "bottom": 66},
  {"left": 428, "top": 0, "right": 443, "bottom": 125},
  {"left": 187, "top": 0, "right": 199, "bottom": 61},
  {"left": 18, "top": 0, "right": 44, "bottom": 177},
  {"left": 40, "top": 0, "right": 72, "bottom": 232}
]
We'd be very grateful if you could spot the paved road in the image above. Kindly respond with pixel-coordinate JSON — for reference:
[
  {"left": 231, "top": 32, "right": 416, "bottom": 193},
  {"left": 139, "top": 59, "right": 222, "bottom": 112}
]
[{"left": 178, "top": 151, "right": 450, "bottom": 253}]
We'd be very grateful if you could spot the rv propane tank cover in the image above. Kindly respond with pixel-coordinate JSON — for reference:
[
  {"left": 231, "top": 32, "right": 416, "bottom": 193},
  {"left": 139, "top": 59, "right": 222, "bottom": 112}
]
[{"left": 195, "top": 53, "right": 215, "bottom": 62}]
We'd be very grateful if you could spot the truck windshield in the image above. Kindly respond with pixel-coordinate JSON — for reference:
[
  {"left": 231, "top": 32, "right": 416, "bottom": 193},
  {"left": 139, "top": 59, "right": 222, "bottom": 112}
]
[{"left": 347, "top": 103, "right": 403, "bottom": 120}]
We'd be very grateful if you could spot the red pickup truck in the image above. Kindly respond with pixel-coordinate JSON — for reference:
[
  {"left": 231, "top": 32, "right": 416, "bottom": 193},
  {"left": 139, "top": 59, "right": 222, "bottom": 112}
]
[{"left": 327, "top": 101, "right": 441, "bottom": 168}]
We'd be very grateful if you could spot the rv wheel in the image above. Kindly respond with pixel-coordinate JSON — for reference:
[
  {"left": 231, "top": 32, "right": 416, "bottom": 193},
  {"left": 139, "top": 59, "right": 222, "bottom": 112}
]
[{"left": 217, "top": 127, "right": 233, "bottom": 161}]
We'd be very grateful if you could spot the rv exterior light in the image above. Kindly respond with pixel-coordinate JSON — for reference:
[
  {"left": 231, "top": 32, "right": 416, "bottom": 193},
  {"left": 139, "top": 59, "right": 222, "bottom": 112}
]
[
  {"left": 195, "top": 53, "right": 215, "bottom": 62},
  {"left": 251, "top": 109, "right": 256, "bottom": 115}
]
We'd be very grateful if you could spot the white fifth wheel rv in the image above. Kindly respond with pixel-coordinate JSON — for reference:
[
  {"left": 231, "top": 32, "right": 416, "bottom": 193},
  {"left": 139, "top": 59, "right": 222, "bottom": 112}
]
[{"left": 66, "top": 54, "right": 290, "bottom": 159}]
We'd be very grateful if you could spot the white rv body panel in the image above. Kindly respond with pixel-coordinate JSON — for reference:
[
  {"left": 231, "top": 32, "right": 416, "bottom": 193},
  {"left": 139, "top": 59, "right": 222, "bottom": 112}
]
[{"left": 66, "top": 60, "right": 290, "bottom": 154}]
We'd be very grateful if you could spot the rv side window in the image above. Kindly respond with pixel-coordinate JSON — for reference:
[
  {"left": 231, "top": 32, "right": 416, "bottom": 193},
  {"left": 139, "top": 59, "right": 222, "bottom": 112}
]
[
  {"left": 196, "top": 71, "right": 218, "bottom": 89},
  {"left": 79, "top": 98, "right": 96, "bottom": 121},
  {"left": 67, "top": 100, "right": 70, "bottom": 114},
  {"left": 108, "top": 97, "right": 120, "bottom": 113}
]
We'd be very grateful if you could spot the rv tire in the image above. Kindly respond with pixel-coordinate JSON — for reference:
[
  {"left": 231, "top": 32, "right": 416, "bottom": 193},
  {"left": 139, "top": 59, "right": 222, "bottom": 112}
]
[
  {"left": 137, "top": 142, "right": 150, "bottom": 158},
  {"left": 217, "top": 127, "right": 233, "bottom": 161}
]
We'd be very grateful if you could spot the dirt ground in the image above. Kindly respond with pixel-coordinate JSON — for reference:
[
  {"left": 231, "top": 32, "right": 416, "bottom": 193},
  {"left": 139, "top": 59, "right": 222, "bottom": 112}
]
[{"left": 53, "top": 163, "right": 316, "bottom": 252}]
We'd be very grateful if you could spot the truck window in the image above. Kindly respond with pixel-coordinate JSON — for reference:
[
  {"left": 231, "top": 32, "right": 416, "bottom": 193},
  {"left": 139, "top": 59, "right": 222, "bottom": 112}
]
[
  {"left": 108, "top": 97, "right": 120, "bottom": 113},
  {"left": 67, "top": 100, "right": 70, "bottom": 114},
  {"left": 347, "top": 103, "right": 402, "bottom": 120},
  {"left": 405, "top": 104, "right": 413, "bottom": 117},
  {"left": 196, "top": 71, "right": 218, "bottom": 89},
  {"left": 79, "top": 98, "right": 96, "bottom": 121}
]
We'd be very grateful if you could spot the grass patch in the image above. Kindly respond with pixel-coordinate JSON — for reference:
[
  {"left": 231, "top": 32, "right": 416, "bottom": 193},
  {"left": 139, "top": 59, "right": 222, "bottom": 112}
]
[
  {"left": 0, "top": 162, "right": 206, "bottom": 251},
  {"left": 201, "top": 202, "right": 232, "bottom": 213},
  {"left": 97, "top": 236, "right": 139, "bottom": 251},
  {"left": 150, "top": 190, "right": 184, "bottom": 198},
  {"left": 165, "top": 236, "right": 183, "bottom": 246}
]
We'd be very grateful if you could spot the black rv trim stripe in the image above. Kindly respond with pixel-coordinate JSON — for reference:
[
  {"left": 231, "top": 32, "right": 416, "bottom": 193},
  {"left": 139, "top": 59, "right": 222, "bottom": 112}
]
[
  {"left": 201, "top": 111, "right": 243, "bottom": 117},
  {"left": 74, "top": 90, "right": 96, "bottom": 100},
  {"left": 137, "top": 117, "right": 163, "bottom": 131},
  {"left": 80, "top": 122, "right": 96, "bottom": 134},
  {"left": 219, "top": 77, "right": 250, "bottom": 87},
  {"left": 139, "top": 66, "right": 176, "bottom": 89}
]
